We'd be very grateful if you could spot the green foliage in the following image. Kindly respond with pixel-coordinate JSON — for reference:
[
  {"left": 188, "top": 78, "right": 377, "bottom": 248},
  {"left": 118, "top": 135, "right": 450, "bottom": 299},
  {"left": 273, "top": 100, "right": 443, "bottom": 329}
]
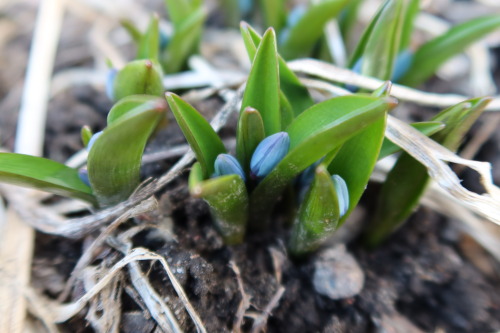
[
  {"left": 0, "top": 153, "right": 95, "bottom": 204},
  {"left": 400, "top": 15, "right": 500, "bottom": 86},
  {"left": 166, "top": 92, "right": 226, "bottom": 178},
  {"left": 365, "top": 98, "right": 490, "bottom": 247},
  {"left": 240, "top": 28, "right": 281, "bottom": 136},
  {"left": 161, "top": 7, "right": 206, "bottom": 73},
  {"left": 289, "top": 164, "right": 340, "bottom": 255},
  {"left": 112, "top": 59, "right": 164, "bottom": 101},
  {"left": 88, "top": 98, "right": 167, "bottom": 206},
  {"left": 240, "top": 22, "right": 313, "bottom": 116},
  {"left": 280, "top": 0, "right": 348, "bottom": 59}
]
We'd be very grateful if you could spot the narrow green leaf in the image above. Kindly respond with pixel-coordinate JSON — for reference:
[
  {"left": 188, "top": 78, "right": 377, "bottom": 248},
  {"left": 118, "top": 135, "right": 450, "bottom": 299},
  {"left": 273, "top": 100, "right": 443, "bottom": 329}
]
[
  {"left": 280, "top": 91, "right": 294, "bottom": 130},
  {"left": 289, "top": 164, "right": 340, "bottom": 256},
  {"left": 161, "top": 8, "right": 205, "bottom": 73},
  {"left": 236, "top": 107, "right": 265, "bottom": 175},
  {"left": 188, "top": 161, "right": 204, "bottom": 192},
  {"left": 378, "top": 121, "right": 445, "bottom": 159},
  {"left": 240, "top": 22, "right": 313, "bottom": 116},
  {"left": 108, "top": 95, "right": 161, "bottom": 125},
  {"left": 165, "top": 92, "right": 226, "bottom": 178},
  {"left": 249, "top": 95, "right": 393, "bottom": 228},
  {"left": 365, "top": 152, "right": 428, "bottom": 248},
  {"left": 164, "top": 0, "right": 193, "bottom": 28},
  {"left": 280, "top": 0, "right": 348, "bottom": 60},
  {"left": 120, "top": 19, "right": 142, "bottom": 43},
  {"left": 113, "top": 59, "right": 164, "bottom": 101},
  {"left": 371, "top": 81, "right": 392, "bottom": 97},
  {"left": 137, "top": 15, "right": 160, "bottom": 61},
  {"left": 399, "top": 0, "right": 419, "bottom": 51},
  {"left": 432, "top": 97, "right": 491, "bottom": 151},
  {"left": 260, "top": 0, "right": 286, "bottom": 33},
  {"left": 241, "top": 28, "right": 281, "bottom": 135},
  {"left": 88, "top": 99, "right": 166, "bottom": 206},
  {"left": 81, "top": 125, "right": 93, "bottom": 147},
  {"left": 400, "top": 15, "right": 500, "bottom": 86},
  {"left": 191, "top": 174, "right": 249, "bottom": 244},
  {"left": 361, "top": 0, "right": 406, "bottom": 80},
  {"left": 0, "top": 153, "right": 96, "bottom": 204},
  {"left": 348, "top": 0, "right": 386, "bottom": 67},
  {"left": 366, "top": 98, "right": 490, "bottom": 247},
  {"left": 327, "top": 116, "right": 387, "bottom": 224}
]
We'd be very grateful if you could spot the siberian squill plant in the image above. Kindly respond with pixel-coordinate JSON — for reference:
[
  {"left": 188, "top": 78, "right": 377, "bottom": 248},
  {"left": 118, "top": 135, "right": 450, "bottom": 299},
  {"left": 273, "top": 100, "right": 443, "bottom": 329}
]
[{"left": 166, "top": 25, "right": 395, "bottom": 254}]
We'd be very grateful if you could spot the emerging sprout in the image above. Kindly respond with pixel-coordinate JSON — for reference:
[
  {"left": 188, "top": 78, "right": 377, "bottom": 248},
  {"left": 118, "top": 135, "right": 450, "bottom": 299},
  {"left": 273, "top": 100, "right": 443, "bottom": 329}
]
[
  {"left": 214, "top": 154, "right": 246, "bottom": 181},
  {"left": 250, "top": 132, "right": 290, "bottom": 179}
]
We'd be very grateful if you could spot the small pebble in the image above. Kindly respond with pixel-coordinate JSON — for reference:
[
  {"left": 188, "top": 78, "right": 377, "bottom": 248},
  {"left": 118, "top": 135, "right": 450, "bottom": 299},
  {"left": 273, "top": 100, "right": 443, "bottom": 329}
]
[{"left": 312, "top": 244, "right": 365, "bottom": 300}]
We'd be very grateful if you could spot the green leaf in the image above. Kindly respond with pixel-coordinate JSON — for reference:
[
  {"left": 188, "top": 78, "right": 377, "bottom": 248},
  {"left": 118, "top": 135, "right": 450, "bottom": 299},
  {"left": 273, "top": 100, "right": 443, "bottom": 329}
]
[
  {"left": 164, "top": 0, "right": 193, "bottom": 28},
  {"left": 236, "top": 107, "right": 265, "bottom": 175},
  {"left": 137, "top": 15, "right": 160, "bottom": 61},
  {"left": 88, "top": 99, "right": 166, "bottom": 207},
  {"left": 113, "top": 59, "right": 164, "bottom": 101},
  {"left": 279, "top": 91, "right": 294, "bottom": 129},
  {"left": 0, "top": 153, "right": 96, "bottom": 204},
  {"left": 400, "top": 15, "right": 500, "bottom": 86},
  {"left": 240, "top": 22, "right": 313, "bottom": 116},
  {"left": 289, "top": 164, "right": 340, "bottom": 256},
  {"left": 366, "top": 98, "right": 490, "bottom": 247},
  {"left": 191, "top": 174, "right": 249, "bottom": 244},
  {"left": 241, "top": 28, "right": 281, "bottom": 135},
  {"left": 81, "top": 125, "right": 93, "bottom": 147},
  {"left": 378, "top": 121, "right": 445, "bottom": 159},
  {"left": 348, "top": 0, "right": 385, "bottom": 67},
  {"left": 360, "top": 0, "right": 406, "bottom": 80},
  {"left": 327, "top": 116, "right": 387, "bottom": 224},
  {"left": 249, "top": 95, "right": 393, "bottom": 228},
  {"left": 280, "top": 0, "right": 348, "bottom": 60},
  {"left": 432, "top": 97, "right": 491, "bottom": 151},
  {"left": 165, "top": 92, "right": 226, "bottom": 178},
  {"left": 161, "top": 8, "right": 205, "bottom": 73},
  {"left": 399, "top": 0, "right": 419, "bottom": 51},
  {"left": 107, "top": 95, "right": 161, "bottom": 125},
  {"left": 260, "top": 0, "right": 286, "bottom": 33},
  {"left": 120, "top": 19, "right": 142, "bottom": 43}
]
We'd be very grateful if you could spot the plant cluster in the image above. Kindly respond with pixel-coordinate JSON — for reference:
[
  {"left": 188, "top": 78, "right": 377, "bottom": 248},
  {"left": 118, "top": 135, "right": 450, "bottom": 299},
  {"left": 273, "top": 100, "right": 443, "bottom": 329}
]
[{"left": 0, "top": 0, "right": 498, "bottom": 255}]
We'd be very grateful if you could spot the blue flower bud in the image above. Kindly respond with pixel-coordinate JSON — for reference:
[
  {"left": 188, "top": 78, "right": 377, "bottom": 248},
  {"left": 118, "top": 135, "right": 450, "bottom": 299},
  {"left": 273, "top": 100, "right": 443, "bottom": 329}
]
[
  {"left": 391, "top": 49, "right": 414, "bottom": 83},
  {"left": 86, "top": 131, "right": 103, "bottom": 152},
  {"left": 250, "top": 132, "right": 290, "bottom": 179},
  {"left": 331, "top": 174, "right": 349, "bottom": 217},
  {"left": 214, "top": 154, "right": 246, "bottom": 181},
  {"left": 78, "top": 167, "right": 91, "bottom": 187},
  {"left": 106, "top": 68, "right": 118, "bottom": 101}
]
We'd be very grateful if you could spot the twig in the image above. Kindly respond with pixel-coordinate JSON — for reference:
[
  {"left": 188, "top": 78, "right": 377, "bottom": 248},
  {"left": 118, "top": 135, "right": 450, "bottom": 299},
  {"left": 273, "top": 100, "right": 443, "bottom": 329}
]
[
  {"left": 109, "top": 236, "right": 181, "bottom": 333},
  {"left": 249, "top": 286, "right": 285, "bottom": 333},
  {"left": 230, "top": 261, "right": 251, "bottom": 333},
  {"left": 288, "top": 59, "right": 500, "bottom": 111}
]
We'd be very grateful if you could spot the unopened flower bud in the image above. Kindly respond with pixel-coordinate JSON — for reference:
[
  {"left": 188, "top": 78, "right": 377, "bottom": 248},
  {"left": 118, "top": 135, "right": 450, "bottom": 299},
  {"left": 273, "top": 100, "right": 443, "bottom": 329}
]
[
  {"left": 214, "top": 154, "right": 246, "bottom": 181},
  {"left": 250, "top": 132, "right": 290, "bottom": 179},
  {"left": 78, "top": 167, "right": 90, "bottom": 187},
  {"left": 331, "top": 174, "right": 349, "bottom": 217}
]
